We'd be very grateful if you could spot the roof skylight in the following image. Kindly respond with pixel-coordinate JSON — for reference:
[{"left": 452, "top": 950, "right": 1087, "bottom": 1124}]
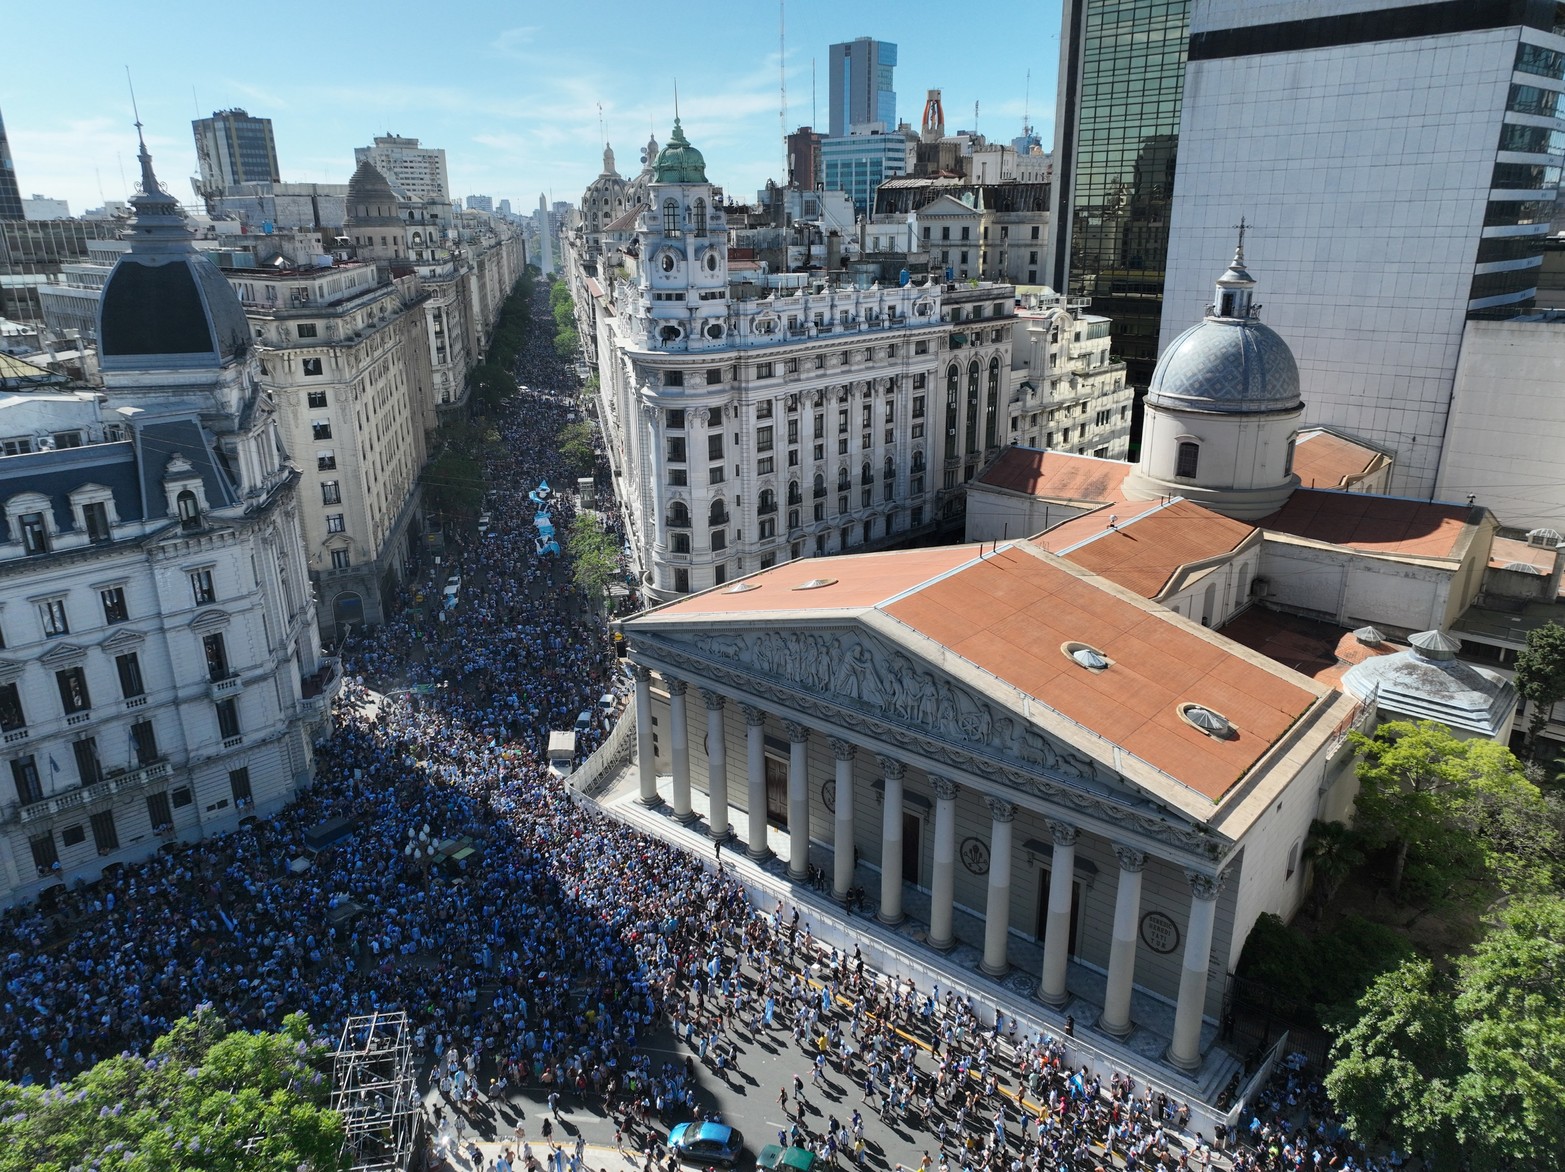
[{"left": 1178, "top": 703, "right": 1234, "bottom": 739}]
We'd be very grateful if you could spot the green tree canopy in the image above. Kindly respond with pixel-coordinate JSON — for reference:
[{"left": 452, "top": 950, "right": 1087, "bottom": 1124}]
[
  {"left": 1349, "top": 719, "right": 1554, "bottom": 899},
  {"left": 1327, "top": 896, "right": 1565, "bottom": 1171},
  {"left": 568, "top": 513, "right": 619, "bottom": 601},
  {"left": 0, "top": 1008, "right": 346, "bottom": 1172},
  {"left": 1515, "top": 620, "right": 1565, "bottom": 761},
  {"left": 557, "top": 420, "right": 594, "bottom": 475},
  {"left": 469, "top": 362, "right": 514, "bottom": 415}
]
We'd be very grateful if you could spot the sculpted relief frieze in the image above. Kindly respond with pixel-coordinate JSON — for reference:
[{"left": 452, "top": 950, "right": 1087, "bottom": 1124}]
[
  {"left": 691, "top": 629, "right": 1111, "bottom": 782},
  {"left": 668, "top": 629, "right": 1215, "bottom": 854}
]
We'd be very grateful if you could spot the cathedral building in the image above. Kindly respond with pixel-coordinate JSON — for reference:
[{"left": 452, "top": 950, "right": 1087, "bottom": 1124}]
[{"left": 0, "top": 133, "right": 336, "bottom": 907}]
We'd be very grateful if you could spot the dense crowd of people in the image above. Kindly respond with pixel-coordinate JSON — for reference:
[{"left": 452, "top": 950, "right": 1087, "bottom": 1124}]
[{"left": 0, "top": 283, "right": 1400, "bottom": 1172}]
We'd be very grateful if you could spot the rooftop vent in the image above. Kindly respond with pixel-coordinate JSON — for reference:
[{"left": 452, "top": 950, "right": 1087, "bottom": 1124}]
[
  {"left": 1178, "top": 703, "right": 1234, "bottom": 739},
  {"left": 1502, "top": 562, "right": 1545, "bottom": 575},
  {"left": 792, "top": 577, "right": 838, "bottom": 591},
  {"left": 723, "top": 581, "right": 761, "bottom": 593},
  {"left": 1409, "top": 629, "right": 1461, "bottom": 662},
  {"left": 1353, "top": 625, "right": 1385, "bottom": 647},
  {"left": 1526, "top": 527, "right": 1563, "bottom": 548},
  {"left": 1061, "top": 641, "right": 1110, "bottom": 671}
]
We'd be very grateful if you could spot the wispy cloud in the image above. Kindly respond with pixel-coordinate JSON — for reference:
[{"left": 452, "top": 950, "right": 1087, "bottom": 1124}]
[{"left": 489, "top": 26, "right": 542, "bottom": 60}]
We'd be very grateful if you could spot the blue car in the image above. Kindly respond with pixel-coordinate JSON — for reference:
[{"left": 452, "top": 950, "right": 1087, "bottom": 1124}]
[{"left": 668, "top": 1122, "right": 746, "bottom": 1166}]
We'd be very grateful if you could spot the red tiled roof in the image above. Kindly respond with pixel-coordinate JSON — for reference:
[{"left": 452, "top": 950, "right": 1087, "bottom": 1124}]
[
  {"left": 1220, "top": 607, "right": 1400, "bottom": 689},
  {"left": 1260, "top": 489, "right": 1480, "bottom": 560},
  {"left": 641, "top": 541, "right": 1322, "bottom": 802},
  {"left": 974, "top": 447, "right": 1130, "bottom": 503},
  {"left": 1051, "top": 499, "right": 1255, "bottom": 598},
  {"left": 1291, "top": 430, "right": 1386, "bottom": 490}
]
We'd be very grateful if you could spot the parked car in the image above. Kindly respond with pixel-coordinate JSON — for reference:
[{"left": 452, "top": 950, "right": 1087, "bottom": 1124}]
[
  {"left": 574, "top": 709, "right": 594, "bottom": 734},
  {"left": 758, "top": 1147, "right": 817, "bottom": 1172},
  {"left": 669, "top": 1122, "right": 745, "bottom": 1167},
  {"left": 596, "top": 692, "right": 617, "bottom": 716}
]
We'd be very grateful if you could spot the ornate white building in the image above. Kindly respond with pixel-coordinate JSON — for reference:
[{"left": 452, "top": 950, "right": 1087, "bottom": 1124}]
[
  {"left": 0, "top": 135, "right": 336, "bottom": 908},
  {"left": 578, "top": 121, "right": 1016, "bottom": 601}
]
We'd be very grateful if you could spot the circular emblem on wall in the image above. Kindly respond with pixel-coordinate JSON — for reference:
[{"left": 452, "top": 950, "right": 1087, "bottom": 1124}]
[
  {"left": 960, "top": 836, "right": 990, "bottom": 875},
  {"left": 1140, "top": 911, "right": 1181, "bottom": 955},
  {"left": 821, "top": 780, "right": 836, "bottom": 813}
]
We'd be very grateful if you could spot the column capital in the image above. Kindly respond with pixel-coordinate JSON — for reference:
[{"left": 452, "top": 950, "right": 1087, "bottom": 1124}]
[
  {"left": 828, "top": 736, "right": 857, "bottom": 761},
  {"left": 784, "top": 720, "right": 811, "bottom": 744},
  {"left": 986, "top": 796, "right": 1016, "bottom": 823},
  {"left": 698, "top": 687, "right": 726, "bottom": 711},
  {"left": 666, "top": 678, "right": 688, "bottom": 697},
  {"left": 741, "top": 703, "right": 767, "bottom": 727},
  {"left": 930, "top": 775, "right": 959, "bottom": 801},
  {"left": 1047, "top": 819, "right": 1079, "bottom": 846},
  {"left": 1185, "top": 869, "right": 1227, "bottom": 901},
  {"left": 875, "top": 754, "right": 906, "bottom": 780},
  {"left": 1112, "top": 844, "right": 1147, "bottom": 873},
  {"left": 630, "top": 663, "right": 652, "bottom": 683}
]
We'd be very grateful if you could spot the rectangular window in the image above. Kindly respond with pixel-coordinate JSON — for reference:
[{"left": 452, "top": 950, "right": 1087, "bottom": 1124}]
[
  {"left": 707, "top": 434, "right": 724, "bottom": 461},
  {"left": 706, "top": 369, "right": 722, "bottom": 385},
  {"left": 100, "top": 587, "right": 128, "bottom": 625},
  {"left": 19, "top": 513, "right": 50, "bottom": 556},
  {"left": 171, "top": 786, "right": 192, "bottom": 808},
  {"left": 229, "top": 767, "right": 253, "bottom": 806},
  {"left": 663, "top": 370, "right": 684, "bottom": 387},
  {"left": 787, "top": 419, "right": 799, "bottom": 445},
  {"left": 331, "top": 549, "right": 351, "bottom": 570},
  {"left": 130, "top": 720, "right": 158, "bottom": 766},
  {"left": 666, "top": 436, "right": 687, "bottom": 463},
  {"left": 190, "top": 569, "right": 215, "bottom": 606},
  {"left": 115, "top": 652, "right": 145, "bottom": 699},
  {"left": 312, "top": 420, "right": 332, "bottom": 441},
  {"left": 202, "top": 633, "right": 230, "bottom": 682},
  {"left": 838, "top": 438, "right": 849, "bottom": 455},
  {"left": 73, "top": 737, "right": 101, "bottom": 786},
  {"left": 838, "top": 410, "right": 849, "bottom": 435},
  {"left": 90, "top": 810, "right": 118, "bottom": 854},
  {"left": 757, "top": 456, "right": 775, "bottom": 475},
  {"left": 307, "top": 389, "right": 328, "bottom": 409},
  {"left": 785, "top": 358, "right": 799, "bottom": 374},
  {"left": 56, "top": 667, "right": 91, "bottom": 714},
  {"left": 670, "top": 469, "right": 688, "bottom": 487},
  {"left": 756, "top": 362, "right": 774, "bottom": 379},
  {"left": 40, "top": 599, "right": 68, "bottom": 637},
  {"left": 11, "top": 756, "right": 42, "bottom": 805},
  {"left": 29, "top": 834, "right": 58, "bottom": 873},
  {"left": 813, "top": 443, "right": 824, "bottom": 461},
  {"left": 302, "top": 358, "right": 323, "bottom": 376},
  {"left": 914, "top": 340, "right": 928, "bottom": 355},
  {"left": 0, "top": 683, "right": 23, "bottom": 732},
  {"left": 216, "top": 698, "right": 241, "bottom": 740},
  {"left": 316, "top": 452, "right": 336, "bottom": 471},
  {"left": 710, "top": 529, "right": 727, "bottom": 552},
  {"left": 666, "top": 408, "right": 686, "bottom": 429},
  {"left": 146, "top": 789, "right": 173, "bottom": 830},
  {"left": 708, "top": 465, "right": 725, "bottom": 485},
  {"left": 326, "top": 513, "right": 345, "bottom": 533},
  {"left": 82, "top": 502, "right": 111, "bottom": 544},
  {"left": 757, "top": 426, "right": 774, "bottom": 452},
  {"left": 61, "top": 824, "right": 85, "bottom": 847},
  {"left": 321, "top": 481, "right": 341, "bottom": 505}
]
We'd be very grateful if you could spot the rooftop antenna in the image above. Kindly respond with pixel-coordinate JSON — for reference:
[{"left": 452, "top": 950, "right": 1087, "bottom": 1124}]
[
  {"left": 191, "top": 85, "right": 200, "bottom": 119},
  {"left": 779, "top": 0, "right": 787, "bottom": 181},
  {"left": 812, "top": 56, "right": 817, "bottom": 130},
  {"left": 973, "top": 99, "right": 979, "bottom": 138},
  {"left": 126, "top": 66, "right": 143, "bottom": 144},
  {"left": 597, "top": 102, "right": 605, "bottom": 148},
  {"left": 1022, "top": 69, "right": 1031, "bottom": 135},
  {"left": 674, "top": 79, "right": 680, "bottom": 122}
]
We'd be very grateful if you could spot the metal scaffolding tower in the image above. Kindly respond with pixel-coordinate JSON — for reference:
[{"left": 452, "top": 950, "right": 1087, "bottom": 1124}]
[{"left": 331, "top": 1010, "right": 421, "bottom": 1172}]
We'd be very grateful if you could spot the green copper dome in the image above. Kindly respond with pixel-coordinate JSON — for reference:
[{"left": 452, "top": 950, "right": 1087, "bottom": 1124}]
[{"left": 654, "top": 119, "right": 707, "bottom": 184}]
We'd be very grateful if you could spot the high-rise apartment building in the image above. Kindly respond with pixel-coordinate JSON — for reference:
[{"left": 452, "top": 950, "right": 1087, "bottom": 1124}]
[
  {"left": 0, "top": 108, "right": 24, "bottom": 221},
  {"left": 354, "top": 135, "right": 450, "bottom": 204},
  {"left": 191, "top": 109, "right": 281, "bottom": 199},
  {"left": 828, "top": 38, "right": 898, "bottom": 136},
  {"left": 1049, "top": 0, "right": 1190, "bottom": 402},
  {"left": 1160, "top": 0, "right": 1565, "bottom": 495}
]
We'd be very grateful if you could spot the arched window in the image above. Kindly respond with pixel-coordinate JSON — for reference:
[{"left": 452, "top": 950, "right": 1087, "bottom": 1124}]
[
  {"left": 788, "top": 480, "right": 802, "bottom": 506},
  {"left": 883, "top": 455, "right": 895, "bottom": 480},
  {"left": 985, "top": 357, "right": 1001, "bottom": 450},
  {"left": 668, "top": 500, "right": 690, "bottom": 528},
  {"left": 177, "top": 490, "right": 201, "bottom": 530},
  {"left": 965, "top": 360, "right": 981, "bottom": 454},
  {"left": 837, "top": 466, "right": 851, "bottom": 490},
  {"left": 693, "top": 198, "right": 707, "bottom": 237},
  {"left": 708, "top": 498, "right": 726, "bottom": 525},
  {"left": 1175, "top": 441, "right": 1200, "bottom": 479},
  {"left": 945, "top": 363, "right": 961, "bottom": 460},
  {"left": 861, "top": 461, "right": 872, "bottom": 486},
  {"left": 813, "top": 472, "right": 826, "bottom": 498},
  {"left": 758, "top": 488, "right": 777, "bottom": 514},
  {"left": 663, "top": 199, "right": 680, "bottom": 236},
  {"left": 912, "top": 449, "right": 925, "bottom": 473}
]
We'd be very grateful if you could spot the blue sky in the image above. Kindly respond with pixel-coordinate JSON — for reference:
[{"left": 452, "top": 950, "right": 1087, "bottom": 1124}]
[{"left": 3, "top": 0, "right": 1063, "bottom": 216}]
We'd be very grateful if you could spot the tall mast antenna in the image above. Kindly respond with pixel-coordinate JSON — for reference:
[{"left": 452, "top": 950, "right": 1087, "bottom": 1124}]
[
  {"left": 779, "top": 0, "right": 788, "bottom": 181},
  {"left": 1023, "top": 69, "right": 1031, "bottom": 134}
]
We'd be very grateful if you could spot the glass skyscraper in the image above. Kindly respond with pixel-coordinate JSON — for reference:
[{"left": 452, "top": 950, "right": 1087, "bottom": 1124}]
[
  {"left": 1049, "top": 0, "right": 1190, "bottom": 413},
  {"left": 0, "top": 108, "right": 24, "bottom": 222},
  {"left": 192, "top": 109, "right": 280, "bottom": 199},
  {"left": 828, "top": 38, "right": 898, "bottom": 137}
]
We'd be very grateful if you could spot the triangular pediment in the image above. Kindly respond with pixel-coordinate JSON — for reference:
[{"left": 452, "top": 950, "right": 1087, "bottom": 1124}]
[
  {"left": 0, "top": 657, "right": 25, "bottom": 682},
  {"left": 100, "top": 627, "right": 146, "bottom": 652},
  {"left": 189, "top": 608, "right": 230, "bottom": 631},
  {"left": 39, "top": 642, "right": 88, "bottom": 667}
]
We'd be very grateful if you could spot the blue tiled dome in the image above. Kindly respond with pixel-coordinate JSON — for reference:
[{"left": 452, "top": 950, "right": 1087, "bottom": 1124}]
[{"left": 1146, "top": 317, "right": 1300, "bottom": 415}]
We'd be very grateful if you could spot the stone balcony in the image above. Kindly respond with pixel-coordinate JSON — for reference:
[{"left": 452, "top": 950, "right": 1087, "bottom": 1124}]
[{"left": 14, "top": 760, "right": 171, "bottom": 826}]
